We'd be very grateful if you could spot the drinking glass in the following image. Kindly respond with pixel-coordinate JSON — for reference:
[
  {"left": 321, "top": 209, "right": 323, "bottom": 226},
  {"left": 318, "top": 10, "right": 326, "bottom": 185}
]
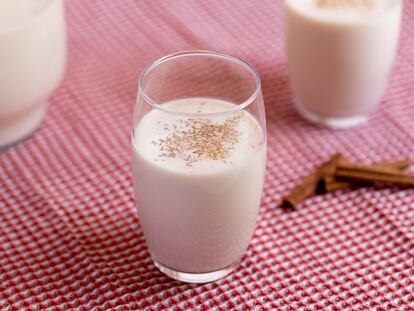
[
  {"left": 0, "top": 0, "right": 66, "bottom": 148},
  {"left": 285, "top": 0, "right": 402, "bottom": 129},
  {"left": 132, "top": 51, "right": 267, "bottom": 283}
]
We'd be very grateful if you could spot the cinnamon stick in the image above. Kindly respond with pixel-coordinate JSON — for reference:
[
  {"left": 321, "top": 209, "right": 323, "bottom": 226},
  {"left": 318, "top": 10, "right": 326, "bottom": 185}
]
[
  {"left": 320, "top": 176, "right": 357, "bottom": 193},
  {"left": 282, "top": 153, "right": 341, "bottom": 209},
  {"left": 282, "top": 155, "right": 412, "bottom": 209},
  {"left": 335, "top": 162, "right": 414, "bottom": 186},
  {"left": 339, "top": 159, "right": 410, "bottom": 171},
  {"left": 320, "top": 159, "right": 410, "bottom": 193}
]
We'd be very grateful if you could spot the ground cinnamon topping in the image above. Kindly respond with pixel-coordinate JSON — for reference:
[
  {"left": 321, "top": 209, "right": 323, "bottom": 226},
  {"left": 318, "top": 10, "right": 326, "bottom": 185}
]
[{"left": 152, "top": 113, "right": 243, "bottom": 166}]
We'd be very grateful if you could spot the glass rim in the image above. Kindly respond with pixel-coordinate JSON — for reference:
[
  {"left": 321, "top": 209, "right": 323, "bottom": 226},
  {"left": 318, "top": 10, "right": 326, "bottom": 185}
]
[
  {"left": 138, "top": 50, "right": 262, "bottom": 118},
  {"left": 0, "top": 0, "right": 59, "bottom": 36}
]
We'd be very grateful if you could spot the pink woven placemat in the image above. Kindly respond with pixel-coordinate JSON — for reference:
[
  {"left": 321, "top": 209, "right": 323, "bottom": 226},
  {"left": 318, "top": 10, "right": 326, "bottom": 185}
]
[{"left": 2, "top": 0, "right": 414, "bottom": 310}]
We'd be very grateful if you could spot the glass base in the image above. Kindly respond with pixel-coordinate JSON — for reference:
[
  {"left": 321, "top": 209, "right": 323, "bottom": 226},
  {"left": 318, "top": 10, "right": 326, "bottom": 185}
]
[
  {"left": 0, "top": 104, "right": 46, "bottom": 149},
  {"left": 153, "top": 259, "right": 240, "bottom": 283},
  {"left": 295, "top": 99, "right": 370, "bottom": 129}
]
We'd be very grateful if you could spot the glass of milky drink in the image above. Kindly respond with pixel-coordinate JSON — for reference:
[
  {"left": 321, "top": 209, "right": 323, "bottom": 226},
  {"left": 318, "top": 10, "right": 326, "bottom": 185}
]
[
  {"left": 0, "top": 0, "right": 66, "bottom": 148},
  {"left": 285, "top": 0, "right": 403, "bottom": 128},
  {"left": 132, "top": 51, "right": 266, "bottom": 283}
]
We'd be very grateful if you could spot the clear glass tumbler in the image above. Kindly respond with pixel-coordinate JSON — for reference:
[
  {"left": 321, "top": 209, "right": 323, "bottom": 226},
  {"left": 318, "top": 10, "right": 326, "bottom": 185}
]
[
  {"left": 285, "top": 0, "right": 402, "bottom": 129},
  {"left": 132, "top": 51, "right": 267, "bottom": 283}
]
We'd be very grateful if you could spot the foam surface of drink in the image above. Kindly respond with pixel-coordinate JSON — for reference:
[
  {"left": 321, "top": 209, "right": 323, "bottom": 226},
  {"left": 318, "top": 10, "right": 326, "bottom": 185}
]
[
  {"left": 0, "top": 0, "right": 49, "bottom": 30},
  {"left": 286, "top": 0, "right": 397, "bottom": 22},
  {"left": 133, "top": 98, "right": 264, "bottom": 175}
]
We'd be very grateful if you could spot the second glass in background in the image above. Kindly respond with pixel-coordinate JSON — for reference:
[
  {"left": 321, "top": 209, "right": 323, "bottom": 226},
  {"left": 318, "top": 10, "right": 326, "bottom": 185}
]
[{"left": 285, "top": 0, "right": 402, "bottom": 129}]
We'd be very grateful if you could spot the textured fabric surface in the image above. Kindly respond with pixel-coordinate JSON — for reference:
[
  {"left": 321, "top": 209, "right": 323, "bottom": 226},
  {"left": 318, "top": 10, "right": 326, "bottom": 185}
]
[{"left": 1, "top": 0, "right": 414, "bottom": 310}]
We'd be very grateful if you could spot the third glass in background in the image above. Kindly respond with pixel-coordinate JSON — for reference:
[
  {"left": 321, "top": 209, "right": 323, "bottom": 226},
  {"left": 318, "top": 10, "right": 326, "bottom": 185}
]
[{"left": 285, "top": 0, "right": 402, "bottom": 129}]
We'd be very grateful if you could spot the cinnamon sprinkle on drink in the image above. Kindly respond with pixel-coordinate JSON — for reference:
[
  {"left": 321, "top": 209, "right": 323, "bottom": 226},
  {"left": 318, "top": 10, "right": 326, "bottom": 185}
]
[{"left": 154, "top": 113, "right": 243, "bottom": 166}]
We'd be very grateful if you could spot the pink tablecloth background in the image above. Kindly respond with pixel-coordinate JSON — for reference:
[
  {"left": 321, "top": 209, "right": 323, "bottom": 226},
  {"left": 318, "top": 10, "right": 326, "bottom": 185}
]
[{"left": 2, "top": 0, "right": 414, "bottom": 310}]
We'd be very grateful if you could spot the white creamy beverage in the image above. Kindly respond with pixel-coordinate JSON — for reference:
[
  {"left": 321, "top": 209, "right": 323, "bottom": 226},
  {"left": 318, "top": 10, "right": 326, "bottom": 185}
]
[
  {"left": 132, "top": 98, "right": 266, "bottom": 273},
  {"left": 285, "top": 0, "right": 402, "bottom": 127},
  {"left": 0, "top": 0, "right": 66, "bottom": 147}
]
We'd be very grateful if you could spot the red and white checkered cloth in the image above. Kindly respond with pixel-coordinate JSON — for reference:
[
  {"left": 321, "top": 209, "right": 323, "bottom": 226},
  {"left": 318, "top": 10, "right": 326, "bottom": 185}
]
[{"left": 1, "top": 0, "right": 414, "bottom": 310}]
